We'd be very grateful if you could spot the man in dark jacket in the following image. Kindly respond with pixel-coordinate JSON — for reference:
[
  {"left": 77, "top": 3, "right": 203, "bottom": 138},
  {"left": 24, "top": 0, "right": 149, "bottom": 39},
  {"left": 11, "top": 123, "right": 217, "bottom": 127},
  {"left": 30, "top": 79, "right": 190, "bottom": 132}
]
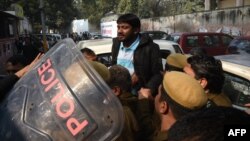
[{"left": 111, "top": 13, "right": 163, "bottom": 97}]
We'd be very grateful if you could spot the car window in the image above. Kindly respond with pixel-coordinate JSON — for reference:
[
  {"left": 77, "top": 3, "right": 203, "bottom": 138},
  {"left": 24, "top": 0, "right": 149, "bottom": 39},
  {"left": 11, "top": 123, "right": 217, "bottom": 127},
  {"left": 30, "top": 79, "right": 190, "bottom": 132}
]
[
  {"left": 212, "top": 35, "right": 220, "bottom": 46},
  {"left": 203, "top": 35, "right": 220, "bottom": 47},
  {"left": 222, "top": 35, "right": 233, "bottom": 46},
  {"left": 172, "top": 45, "right": 182, "bottom": 53},
  {"left": 186, "top": 36, "right": 199, "bottom": 47},
  {"left": 230, "top": 39, "right": 250, "bottom": 49},
  {"left": 223, "top": 72, "right": 250, "bottom": 107},
  {"left": 97, "top": 53, "right": 112, "bottom": 67},
  {"left": 141, "top": 31, "right": 168, "bottom": 40},
  {"left": 161, "top": 50, "right": 171, "bottom": 70},
  {"left": 168, "top": 35, "right": 180, "bottom": 43}
]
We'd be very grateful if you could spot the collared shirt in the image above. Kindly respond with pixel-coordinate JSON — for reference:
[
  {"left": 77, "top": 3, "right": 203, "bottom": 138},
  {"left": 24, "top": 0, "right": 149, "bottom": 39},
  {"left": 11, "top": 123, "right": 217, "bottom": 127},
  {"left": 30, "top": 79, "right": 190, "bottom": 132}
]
[{"left": 117, "top": 36, "right": 140, "bottom": 75}]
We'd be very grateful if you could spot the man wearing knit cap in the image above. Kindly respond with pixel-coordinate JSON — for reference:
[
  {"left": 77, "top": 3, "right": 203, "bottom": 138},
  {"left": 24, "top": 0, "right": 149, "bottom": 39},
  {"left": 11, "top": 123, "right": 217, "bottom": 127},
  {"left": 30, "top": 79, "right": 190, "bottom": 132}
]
[{"left": 137, "top": 71, "right": 207, "bottom": 141}]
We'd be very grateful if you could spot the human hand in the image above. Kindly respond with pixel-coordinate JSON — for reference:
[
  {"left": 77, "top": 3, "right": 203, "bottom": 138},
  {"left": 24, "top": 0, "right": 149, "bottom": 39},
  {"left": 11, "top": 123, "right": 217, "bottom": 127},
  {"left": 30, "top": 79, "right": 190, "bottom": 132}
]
[
  {"left": 245, "top": 103, "right": 250, "bottom": 115},
  {"left": 245, "top": 103, "right": 250, "bottom": 107},
  {"left": 138, "top": 87, "right": 153, "bottom": 100},
  {"left": 15, "top": 53, "right": 44, "bottom": 78},
  {"left": 131, "top": 73, "right": 139, "bottom": 86}
]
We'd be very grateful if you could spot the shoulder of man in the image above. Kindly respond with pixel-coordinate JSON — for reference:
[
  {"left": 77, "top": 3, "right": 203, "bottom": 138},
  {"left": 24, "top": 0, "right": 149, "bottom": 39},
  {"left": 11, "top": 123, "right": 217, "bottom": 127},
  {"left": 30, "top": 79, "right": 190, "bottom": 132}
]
[
  {"left": 139, "top": 34, "right": 153, "bottom": 44},
  {"left": 139, "top": 35, "right": 160, "bottom": 51},
  {"left": 112, "top": 37, "right": 120, "bottom": 45}
]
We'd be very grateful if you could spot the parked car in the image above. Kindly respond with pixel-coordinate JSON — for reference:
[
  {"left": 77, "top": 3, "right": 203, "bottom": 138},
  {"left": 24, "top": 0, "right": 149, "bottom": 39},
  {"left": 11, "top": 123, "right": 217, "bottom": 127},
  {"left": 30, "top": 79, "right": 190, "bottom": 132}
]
[
  {"left": 77, "top": 38, "right": 183, "bottom": 68},
  {"left": 90, "top": 32, "right": 103, "bottom": 39},
  {"left": 140, "top": 31, "right": 169, "bottom": 40},
  {"left": 227, "top": 35, "right": 250, "bottom": 55},
  {"left": 215, "top": 54, "right": 250, "bottom": 112},
  {"left": 168, "top": 32, "right": 233, "bottom": 56},
  {"left": 34, "top": 34, "right": 61, "bottom": 48}
]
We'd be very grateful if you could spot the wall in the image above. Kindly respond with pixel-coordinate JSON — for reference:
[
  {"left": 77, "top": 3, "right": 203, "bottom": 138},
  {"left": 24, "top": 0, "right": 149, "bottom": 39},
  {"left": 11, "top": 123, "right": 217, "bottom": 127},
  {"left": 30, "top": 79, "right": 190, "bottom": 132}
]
[
  {"left": 246, "top": 0, "right": 250, "bottom": 5},
  {"left": 140, "top": 6, "right": 250, "bottom": 36},
  {"left": 19, "top": 17, "right": 32, "bottom": 34},
  {"left": 219, "top": 0, "right": 236, "bottom": 8}
]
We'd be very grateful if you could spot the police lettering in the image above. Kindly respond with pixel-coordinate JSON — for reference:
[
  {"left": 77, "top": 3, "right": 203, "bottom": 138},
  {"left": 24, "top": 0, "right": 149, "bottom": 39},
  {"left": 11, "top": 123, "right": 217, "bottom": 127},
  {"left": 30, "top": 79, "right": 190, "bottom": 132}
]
[{"left": 38, "top": 58, "right": 89, "bottom": 136}]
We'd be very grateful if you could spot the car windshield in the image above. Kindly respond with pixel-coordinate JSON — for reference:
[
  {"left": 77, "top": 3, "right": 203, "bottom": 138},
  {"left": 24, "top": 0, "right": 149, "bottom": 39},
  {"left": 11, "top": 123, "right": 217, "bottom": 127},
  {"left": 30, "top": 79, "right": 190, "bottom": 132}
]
[
  {"left": 168, "top": 34, "right": 180, "bottom": 43},
  {"left": 229, "top": 39, "right": 250, "bottom": 48},
  {"left": 228, "top": 38, "right": 250, "bottom": 54},
  {"left": 141, "top": 31, "right": 168, "bottom": 40}
]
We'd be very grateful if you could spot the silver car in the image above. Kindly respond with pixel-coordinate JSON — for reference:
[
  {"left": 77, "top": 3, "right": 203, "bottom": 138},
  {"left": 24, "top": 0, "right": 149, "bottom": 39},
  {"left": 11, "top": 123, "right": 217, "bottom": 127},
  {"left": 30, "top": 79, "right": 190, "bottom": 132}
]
[
  {"left": 216, "top": 54, "right": 250, "bottom": 112},
  {"left": 77, "top": 38, "right": 183, "bottom": 68}
]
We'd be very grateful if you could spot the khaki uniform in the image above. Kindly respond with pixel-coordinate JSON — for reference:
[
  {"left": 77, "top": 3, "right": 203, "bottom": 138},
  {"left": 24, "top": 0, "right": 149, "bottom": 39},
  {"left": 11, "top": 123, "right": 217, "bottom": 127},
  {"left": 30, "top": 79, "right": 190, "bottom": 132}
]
[
  {"left": 116, "top": 92, "right": 139, "bottom": 141},
  {"left": 119, "top": 92, "right": 138, "bottom": 115},
  {"left": 152, "top": 130, "right": 168, "bottom": 141},
  {"left": 116, "top": 106, "right": 139, "bottom": 141},
  {"left": 207, "top": 92, "right": 232, "bottom": 107}
]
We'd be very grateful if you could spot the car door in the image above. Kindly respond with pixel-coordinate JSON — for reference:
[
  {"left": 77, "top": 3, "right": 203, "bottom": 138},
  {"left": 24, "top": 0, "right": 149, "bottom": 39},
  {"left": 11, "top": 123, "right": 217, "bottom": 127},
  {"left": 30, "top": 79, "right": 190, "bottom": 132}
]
[{"left": 201, "top": 35, "right": 224, "bottom": 56}]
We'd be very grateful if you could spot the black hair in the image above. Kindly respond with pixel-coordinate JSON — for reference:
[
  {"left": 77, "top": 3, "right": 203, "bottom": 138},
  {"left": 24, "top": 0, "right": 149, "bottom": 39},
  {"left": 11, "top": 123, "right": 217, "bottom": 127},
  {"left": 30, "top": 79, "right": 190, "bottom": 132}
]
[
  {"left": 168, "top": 107, "right": 250, "bottom": 141},
  {"left": 6, "top": 55, "right": 29, "bottom": 66},
  {"left": 117, "top": 13, "right": 141, "bottom": 29},
  {"left": 80, "top": 47, "right": 96, "bottom": 56},
  {"left": 108, "top": 65, "right": 132, "bottom": 93},
  {"left": 187, "top": 55, "right": 225, "bottom": 94}
]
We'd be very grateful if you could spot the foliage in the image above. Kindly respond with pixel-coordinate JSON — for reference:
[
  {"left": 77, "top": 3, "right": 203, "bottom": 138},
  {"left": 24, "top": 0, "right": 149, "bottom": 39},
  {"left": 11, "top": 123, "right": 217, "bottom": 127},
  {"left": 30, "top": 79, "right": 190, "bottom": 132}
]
[
  {"left": 137, "top": 0, "right": 151, "bottom": 18},
  {"left": 79, "top": 0, "right": 119, "bottom": 27},
  {"left": 45, "top": 0, "right": 78, "bottom": 32},
  {"left": 117, "top": 0, "right": 138, "bottom": 14},
  {"left": 0, "top": 0, "right": 12, "bottom": 10},
  {"left": 162, "top": 0, "right": 204, "bottom": 16},
  {"left": 1, "top": 0, "right": 206, "bottom": 32}
]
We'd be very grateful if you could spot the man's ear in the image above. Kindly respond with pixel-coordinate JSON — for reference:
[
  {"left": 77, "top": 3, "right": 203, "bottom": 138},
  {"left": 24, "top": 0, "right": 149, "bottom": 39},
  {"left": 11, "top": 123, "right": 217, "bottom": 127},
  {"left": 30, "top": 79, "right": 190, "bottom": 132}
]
[
  {"left": 199, "top": 78, "right": 208, "bottom": 89},
  {"left": 112, "top": 86, "right": 121, "bottom": 96},
  {"left": 159, "top": 101, "right": 169, "bottom": 114}
]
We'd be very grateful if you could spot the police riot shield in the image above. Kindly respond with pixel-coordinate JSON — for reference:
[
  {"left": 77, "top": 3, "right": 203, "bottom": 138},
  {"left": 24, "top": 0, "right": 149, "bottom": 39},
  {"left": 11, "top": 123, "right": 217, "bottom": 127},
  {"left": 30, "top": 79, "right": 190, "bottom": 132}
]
[{"left": 0, "top": 38, "right": 124, "bottom": 141}]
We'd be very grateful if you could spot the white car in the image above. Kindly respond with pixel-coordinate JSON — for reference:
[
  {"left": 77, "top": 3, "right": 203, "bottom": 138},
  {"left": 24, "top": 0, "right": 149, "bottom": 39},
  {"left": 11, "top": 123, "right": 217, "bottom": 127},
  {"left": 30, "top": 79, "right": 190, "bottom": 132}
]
[
  {"left": 216, "top": 54, "right": 250, "bottom": 112},
  {"left": 77, "top": 38, "right": 183, "bottom": 67}
]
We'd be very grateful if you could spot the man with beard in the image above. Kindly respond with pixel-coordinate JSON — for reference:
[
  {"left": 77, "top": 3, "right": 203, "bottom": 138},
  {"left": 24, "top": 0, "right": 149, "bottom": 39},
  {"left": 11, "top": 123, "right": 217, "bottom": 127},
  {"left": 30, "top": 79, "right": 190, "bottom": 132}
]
[{"left": 111, "top": 13, "right": 163, "bottom": 97}]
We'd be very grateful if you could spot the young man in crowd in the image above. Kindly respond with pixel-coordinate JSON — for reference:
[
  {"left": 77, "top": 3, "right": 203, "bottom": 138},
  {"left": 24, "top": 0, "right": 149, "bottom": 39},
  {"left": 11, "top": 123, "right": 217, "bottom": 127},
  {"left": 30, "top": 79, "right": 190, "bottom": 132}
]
[
  {"left": 184, "top": 55, "right": 232, "bottom": 107},
  {"left": 165, "top": 53, "right": 232, "bottom": 107},
  {"left": 111, "top": 13, "right": 163, "bottom": 97}
]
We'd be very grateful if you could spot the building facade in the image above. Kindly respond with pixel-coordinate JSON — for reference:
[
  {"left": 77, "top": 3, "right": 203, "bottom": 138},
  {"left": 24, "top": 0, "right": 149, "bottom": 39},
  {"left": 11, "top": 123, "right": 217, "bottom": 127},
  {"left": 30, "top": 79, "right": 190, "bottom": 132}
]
[
  {"left": 205, "top": 0, "right": 250, "bottom": 10},
  {"left": 0, "top": 11, "right": 20, "bottom": 75}
]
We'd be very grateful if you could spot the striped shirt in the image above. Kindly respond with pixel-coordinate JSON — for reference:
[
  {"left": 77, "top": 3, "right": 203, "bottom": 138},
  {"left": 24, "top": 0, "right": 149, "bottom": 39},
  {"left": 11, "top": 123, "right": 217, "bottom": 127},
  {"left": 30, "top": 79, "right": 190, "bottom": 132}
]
[{"left": 117, "top": 36, "right": 140, "bottom": 75}]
